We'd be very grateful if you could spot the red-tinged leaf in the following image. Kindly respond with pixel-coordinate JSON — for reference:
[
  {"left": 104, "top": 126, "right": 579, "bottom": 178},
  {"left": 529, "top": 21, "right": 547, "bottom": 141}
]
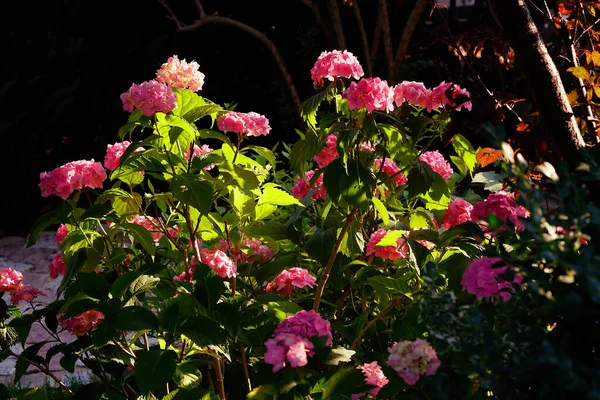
[
  {"left": 567, "top": 89, "right": 579, "bottom": 104},
  {"left": 476, "top": 148, "right": 503, "bottom": 168},
  {"left": 587, "top": 87, "right": 594, "bottom": 102},
  {"left": 558, "top": 2, "right": 574, "bottom": 15},
  {"left": 594, "top": 85, "right": 600, "bottom": 99},
  {"left": 567, "top": 66, "right": 591, "bottom": 81},
  {"left": 517, "top": 122, "right": 530, "bottom": 132}
]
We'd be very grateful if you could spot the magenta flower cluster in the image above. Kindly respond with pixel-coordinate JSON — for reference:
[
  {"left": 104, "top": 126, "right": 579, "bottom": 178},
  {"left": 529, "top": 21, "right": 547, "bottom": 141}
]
[
  {"left": 366, "top": 229, "right": 409, "bottom": 261},
  {"left": 471, "top": 192, "right": 530, "bottom": 231},
  {"left": 387, "top": 339, "right": 441, "bottom": 385},
  {"left": 352, "top": 361, "right": 389, "bottom": 399},
  {"left": 0, "top": 268, "right": 45, "bottom": 305},
  {"left": 291, "top": 170, "right": 327, "bottom": 200},
  {"left": 200, "top": 248, "right": 237, "bottom": 279},
  {"left": 265, "top": 267, "right": 316, "bottom": 296},
  {"left": 217, "top": 111, "right": 271, "bottom": 137},
  {"left": 39, "top": 160, "right": 107, "bottom": 200},
  {"left": 374, "top": 158, "right": 408, "bottom": 186},
  {"left": 156, "top": 55, "right": 205, "bottom": 92},
  {"left": 310, "top": 50, "right": 364, "bottom": 87},
  {"left": 313, "top": 134, "right": 339, "bottom": 168},
  {"left": 58, "top": 310, "right": 105, "bottom": 336},
  {"left": 419, "top": 151, "right": 454, "bottom": 180},
  {"left": 461, "top": 257, "right": 523, "bottom": 301},
  {"left": 394, "top": 80, "right": 472, "bottom": 112},
  {"left": 120, "top": 80, "right": 178, "bottom": 117}
]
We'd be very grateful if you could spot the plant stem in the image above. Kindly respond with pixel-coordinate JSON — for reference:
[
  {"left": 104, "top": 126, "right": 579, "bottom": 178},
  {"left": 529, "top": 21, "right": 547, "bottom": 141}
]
[
  {"left": 350, "top": 299, "right": 398, "bottom": 349},
  {"left": 212, "top": 357, "right": 226, "bottom": 399},
  {"left": 232, "top": 134, "right": 243, "bottom": 164},
  {"left": 9, "top": 351, "right": 74, "bottom": 396},
  {"left": 240, "top": 343, "right": 252, "bottom": 393},
  {"left": 313, "top": 208, "right": 358, "bottom": 312}
]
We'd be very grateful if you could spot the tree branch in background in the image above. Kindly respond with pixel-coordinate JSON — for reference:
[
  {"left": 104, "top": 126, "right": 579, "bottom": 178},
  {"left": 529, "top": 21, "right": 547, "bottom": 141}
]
[
  {"left": 157, "top": 0, "right": 302, "bottom": 112},
  {"left": 378, "top": 0, "right": 394, "bottom": 80},
  {"left": 394, "top": 0, "right": 431, "bottom": 77},
  {"left": 328, "top": 0, "right": 347, "bottom": 50},
  {"left": 371, "top": 8, "right": 383, "bottom": 71},
  {"left": 299, "top": 0, "right": 334, "bottom": 46},
  {"left": 353, "top": 0, "right": 373, "bottom": 76},
  {"left": 488, "top": 0, "right": 585, "bottom": 160}
]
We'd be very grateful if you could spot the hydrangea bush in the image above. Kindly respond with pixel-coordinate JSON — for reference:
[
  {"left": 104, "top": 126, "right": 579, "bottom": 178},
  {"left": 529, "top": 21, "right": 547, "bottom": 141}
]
[{"left": 2, "top": 49, "right": 595, "bottom": 399}]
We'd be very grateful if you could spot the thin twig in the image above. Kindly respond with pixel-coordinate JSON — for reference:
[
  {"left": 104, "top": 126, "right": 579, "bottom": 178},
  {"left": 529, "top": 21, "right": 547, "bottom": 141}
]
[
  {"left": 350, "top": 299, "right": 398, "bottom": 349},
  {"left": 328, "top": 0, "right": 347, "bottom": 49},
  {"left": 353, "top": 0, "right": 373, "bottom": 76},
  {"left": 212, "top": 357, "right": 226, "bottom": 399},
  {"left": 378, "top": 0, "right": 394, "bottom": 80},
  {"left": 313, "top": 208, "right": 358, "bottom": 311},
  {"left": 9, "top": 351, "right": 74, "bottom": 396},
  {"left": 394, "top": 0, "right": 431, "bottom": 75},
  {"left": 240, "top": 343, "right": 252, "bottom": 393}
]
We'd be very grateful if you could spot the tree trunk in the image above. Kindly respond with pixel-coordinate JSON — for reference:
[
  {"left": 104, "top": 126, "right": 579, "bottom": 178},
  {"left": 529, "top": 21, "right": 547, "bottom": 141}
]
[{"left": 489, "top": 0, "right": 585, "bottom": 160}]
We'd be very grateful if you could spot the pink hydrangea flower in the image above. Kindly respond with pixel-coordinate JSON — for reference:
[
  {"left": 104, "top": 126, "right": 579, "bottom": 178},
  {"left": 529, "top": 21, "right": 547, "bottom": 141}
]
[
  {"left": 310, "top": 50, "right": 364, "bottom": 87},
  {"left": 343, "top": 77, "right": 394, "bottom": 112},
  {"left": 393, "top": 81, "right": 432, "bottom": 109},
  {"left": 120, "top": 80, "right": 178, "bottom": 117},
  {"left": 471, "top": 192, "right": 530, "bottom": 231},
  {"left": 430, "top": 82, "right": 472, "bottom": 111},
  {"left": 155, "top": 55, "right": 205, "bottom": 92},
  {"left": 186, "top": 144, "right": 214, "bottom": 165},
  {"left": 264, "top": 332, "right": 315, "bottom": 372},
  {"left": 0, "top": 268, "right": 24, "bottom": 292},
  {"left": 54, "top": 224, "right": 70, "bottom": 245},
  {"left": 387, "top": 339, "right": 441, "bottom": 385},
  {"left": 10, "top": 285, "right": 45, "bottom": 305},
  {"left": 39, "top": 160, "right": 107, "bottom": 200},
  {"left": 130, "top": 215, "right": 163, "bottom": 242},
  {"left": 48, "top": 254, "right": 67, "bottom": 279},
  {"left": 366, "top": 229, "right": 409, "bottom": 261},
  {"left": 419, "top": 151, "right": 454, "bottom": 180},
  {"left": 442, "top": 198, "right": 474, "bottom": 229},
  {"left": 58, "top": 310, "right": 105, "bottom": 336},
  {"left": 104, "top": 141, "right": 131, "bottom": 171},
  {"left": 243, "top": 238, "right": 274, "bottom": 262},
  {"left": 174, "top": 268, "right": 194, "bottom": 283},
  {"left": 461, "top": 257, "right": 523, "bottom": 302},
  {"left": 265, "top": 267, "right": 316, "bottom": 296},
  {"left": 200, "top": 248, "right": 237, "bottom": 279},
  {"left": 217, "top": 111, "right": 271, "bottom": 137},
  {"left": 274, "top": 310, "right": 333, "bottom": 346},
  {"left": 291, "top": 170, "right": 327, "bottom": 200},
  {"left": 314, "top": 134, "right": 339, "bottom": 168},
  {"left": 374, "top": 159, "right": 408, "bottom": 186},
  {"left": 352, "top": 361, "right": 389, "bottom": 400}
]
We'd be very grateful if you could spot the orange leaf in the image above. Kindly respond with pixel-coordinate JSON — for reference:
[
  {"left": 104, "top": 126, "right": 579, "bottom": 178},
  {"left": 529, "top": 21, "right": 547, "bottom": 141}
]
[
  {"left": 517, "top": 122, "right": 530, "bottom": 132},
  {"left": 567, "top": 66, "right": 591, "bottom": 81},
  {"left": 592, "top": 51, "right": 600, "bottom": 67},
  {"left": 476, "top": 148, "right": 503, "bottom": 168},
  {"left": 558, "top": 3, "right": 574, "bottom": 14}
]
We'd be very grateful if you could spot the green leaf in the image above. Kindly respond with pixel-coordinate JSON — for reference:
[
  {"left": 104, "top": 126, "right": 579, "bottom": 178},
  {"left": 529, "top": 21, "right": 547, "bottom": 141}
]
[
  {"left": 304, "top": 227, "right": 337, "bottom": 265},
  {"left": 116, "top": 306, "right": 159, "bottom": 331},
  {"left": 407, "top": 160, "right": 437, "bottom": 198},
  {"left": 472, "top": 171, "right": 504, "bottom": 192},
  {"left": 121, "top": 223, "right": 157, "bottom": 255},
  {"left": 77, "top": 272, "right": 110, "bottom": 300},
  {"left": 368, "top": 276, "right": 412, "bottom": 298},
  {"left": 193, "top": 267, "right": 224, "bottom": 310},
  {"left": 267, "top": 301, "right": 302, "bottom": 321},
  {"left": 258, "top": 185, "right": 303, "bottom": 207},
  {"left": 135, "top": 349, "right": 178, "bottom": 393},
  {"left": 322, "top": 367, "right": 367, "bottom": 400},
  {"left": 171, "top": 174, "right": 213, "bottom": 214},
  {"left": 197, "top": 129, "right": 233, "bottom": 147},
  {"left": 323, "top": 158, "right": 375, "bottom": 210},
  {"left": 567, "top": 66, "right": 591, "bottom": 81},
  {"left": 15, "top": 342, "right": 47, "bottom": 383},
  {"left": 376, "top": 230, "right": 405, "bottom": 247},
  {"left": 183, "top": 104, "right": 223, "bottom": 124},
  {"left": 126, "top": 275, "right": 161, "bottom": 300},
  {"left": 9, "top": 314, "right": 37, "bottom": 347},
  {"left": 324, "top": 347, "right": 355, "bottom": 365},
  {"left": 301, "top": 86, "right": 334, "bottom": 127},
  {"left": 58, "top": 249, "right": 87, "bottom": 295},
  {"left": 372, "top": 197, "right": 389, "bottom": 227},
  {"left": 111, "top": 270, "right": 143, "bottom": 299},
  {"left": 173, "top": 362, "right": 202, "bottom": 390},
  {"left": 451, "top": 134, "right": 477, "bottom": 175},
  {"left": 218, "top": 160, "right": 260, "bottom": 190},
  {"left": 289, "top": 129, "right": 321, "bottom": 177},
  {"left": 421, "top": 175, "right": 451, "bottom": 210},
  {"left": 244, "top": 145, "right": 277, "bottom": 169},
  {"left": 27, "top": 211, "right": 60, "bottom": 247},
  {"left": 180, "top": 316, "right": 227, "bottom": 347}
]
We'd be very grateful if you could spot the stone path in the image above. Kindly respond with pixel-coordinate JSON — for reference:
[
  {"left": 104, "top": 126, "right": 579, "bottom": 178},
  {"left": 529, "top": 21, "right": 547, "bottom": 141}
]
[{"left": 0, "top": 233, "right": 91, "bottom": 388}]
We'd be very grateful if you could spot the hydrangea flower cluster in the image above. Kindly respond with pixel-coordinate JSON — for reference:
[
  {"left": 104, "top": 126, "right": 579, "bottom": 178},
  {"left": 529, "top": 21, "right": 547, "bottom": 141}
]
[
  {"left": 155, "top": 55, "right": 205, "bottom": 92},
  {"left": 186, "top": 144, "right": 214, "bottom": 170},
  {"left": 366, "top": 229, "right": 409, "bottom": 261},
  {"left": 419, "top": 151, "right": 454, "bottom": 180},
  {"left": 0, "top": 268, "right": 24, "bottom": 293},
  {"left": 200, "top": 248, "right": 237, "bottom": 279},
  {"left": 120, "top": 80, "right": 178, "bottom": 117},
  {"left": 265, "top": 267, "right": 316, "bottom": 296},
  {"left": 387, "top": 339, "right": 441, "bottom": 385},
  {"left": 394, "top": 80, "right": 472, "bottom": 112},
  {"left": 291, "top": 170, "right": 327, "bottom": 200},
  {"left": 264, "top": 310, "right": 332, "bottom": 372},
  {"left": 352, "top": 361, "right": 389, "bottom": 400},
  {"left": 442, "top": 197, "right": 474, "bottom": 229},
  {"left": 104, "top": 141, "right": 131, "bottom": 171},
  {"left": 54, "top": 224, "right": 69, "bottom": 245},
  {"left": 58, "top": 310, "right": 105, "bottom": 336},
  {"left": 343, "top": 77, "right": 394, "bottom": 112},
  {"left": 243, "top": 238, "right": 274, "bottom": 262},
  {"left": 130, "top": 215, "right": 163, "bottom": 242},
  {"left": 374, "top": 158, "right": 408, "bottom": 186},
  {"left": 217, "top": 111, "right": 271, "bottom": 137},
  {"left": 393, "top": 81, "right": 432, "bottom": 109},
  {"left": 313, "top": 134, "right": 339, "bottom": 168},
  {"left": 461, "top": 257, "right": 523, "bottom": 302},
  {"left": 39, "top": 160, "right": 107, "bottom": 200},
  {"left": 10, "top": 285, "right": 45, "bottom": 305},
  {"left": 48, "top": 254, "right": 67, "bottom": 279},
  {"left": 310, "top": 50, "right": 364, "bottom": 87},
  {"left": 471, "top": 192, "right": 530, "bottom": 231}
]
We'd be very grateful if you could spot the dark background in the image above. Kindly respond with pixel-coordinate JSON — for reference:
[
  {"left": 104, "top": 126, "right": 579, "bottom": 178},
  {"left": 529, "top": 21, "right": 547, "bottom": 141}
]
[{"left": 1, "top": 0, "right": 491, "bottom": 236}]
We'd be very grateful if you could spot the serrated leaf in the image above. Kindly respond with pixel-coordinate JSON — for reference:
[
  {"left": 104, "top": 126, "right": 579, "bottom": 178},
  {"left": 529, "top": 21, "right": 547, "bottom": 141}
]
[
  {"left": 116, "top": 306, "right": 159, "bottom": 331},
  {"left": 371, "top": 197, "right": 389, "bottom": 227},
  {"left": 368, "top": 276, "right": 412, "bottom": 298},
  {"left": 173, "top": 362, "right": 202, "bottom": 390},
  {"left": 376, "top": 230, "right": 405, "bottom": 247},
  {"left": 27, "top": 211, "right": 61, "bottom": 247},
  {"left": 324, "top": 347, "right": 355, "bottom": 365},
  {"left": 121, "top": 223, "right": 157, "bottom": 255},
  {"left": 180, "top": 317, "right": 227, "bottom": 346},
  {"left": 77, "top": 273, "right": 110, "bottom": 300},
  {"left": 58, "top": 249, "right": 87, "bottom": 295},
  {"left": 258, "top": 186, "right": 303, "bottom": 207},
  {"left": 135, "top": 349, "right": 177, "bottom": 393},
  {"left": 171, "top": 174, "right": 213, "bottom": 215},
  {"left": 407, "top": 161, "right": 437, "bottom": 197},
  {"left": 322, "top": 367, "right": 367, "bottom": 400},
  {"left": 473, "top": 171, "right": 504, "bottom": 192},
  {"left": 567, "top": 66, "right": 590, "bottom": 81}
]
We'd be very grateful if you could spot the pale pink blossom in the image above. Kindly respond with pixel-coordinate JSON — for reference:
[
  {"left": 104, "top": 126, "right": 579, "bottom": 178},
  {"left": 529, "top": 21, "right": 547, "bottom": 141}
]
[
  {"left": 393, "top": 81, "right": 432, "bottom": 109},
  {"left": 10, "top": 285, "right": 45, "bottom": 305},
  {"left": 274, "top": 310, "right": 333, "bottom": 346},
  {"left": 174, "top": 268, "right": 194, "bottom": 282},
  {"left": 343, "top": 77, "right": 394, "bottom": 112},
  {"left": 374, "top": 159, "right": 408, "bottom": 186},
  {"left": 442, "top": 198, "right": 474, "bottom": 229},
  {"left": 48, "top": 254, "right": 66, "bottom": 279},
  {"left": 291, "top": 170, "right": 327, "bottom": 200},
  {"left": 39, "top": 160, "right": 107, "bottom": 200},
  {"left": 0, "top": 268, "right": 24, "bottom": 292},
  {"left": 313, "top": 134, "right": 339, "bottom": 168},
  {"left": 366, "top": 229, "right": 409, "bottom": 261},
  {"left": 130, "top": 215, "right": 163, "bottom": 242},
  {"left": 200, "top": 248, "right": 237, "bottom": 278},
  {"left": 264, "top": 333, "right": 315, "bottom": 372},
  {"left": 243, "top": 238, "right": 274, "bottom": 262},
  {"left": 104, "top": 141, "right": 131, "bottom": 171},
  {"left": 120, "top": 80, "right": 177, "bottom": 117},
  {"left": 58, "top": 310, "right": 105, "bottom": 336},
  {"left": 387, "top": 339, "right": 441, "bottom": 385},
  {"left": 217, "top": 111, "right": 271, "bottom": 137},
  {"left": 471, "top": 192, "right": 530, "bottom": 231},
  {"left": 54, "top": 224, "right": 69, "bottom": 245},
  {"left": 265, "top": 267, "right": 316, "bottom": 296},
  {"left": 352, "top": 361, "right": 389, "bottom": 399},
  {"left": 310, "top": 50, "right": 364, "bottom": 87},
  {"left": 461, "top": 257, "right": 523, "bottom": 302},
  {"left": 419, "top": 151, "right": 454, "bottom": 180},
  {"left": 156, "top": 55, "right": 205, "bottom": 92},
  {"left": 430, "top": 82, "right": 472, "bottom": 111}
]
